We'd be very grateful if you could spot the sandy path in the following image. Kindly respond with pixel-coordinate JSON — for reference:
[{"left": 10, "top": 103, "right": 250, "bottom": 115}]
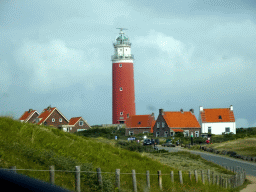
[{"left": 240, "top": 175, "right": 256, "bottom": 192}]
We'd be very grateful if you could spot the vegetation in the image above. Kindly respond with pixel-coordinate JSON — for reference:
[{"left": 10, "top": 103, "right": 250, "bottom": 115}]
[{"left": 0, "top": 116, "right": 247, "bottom": 191}]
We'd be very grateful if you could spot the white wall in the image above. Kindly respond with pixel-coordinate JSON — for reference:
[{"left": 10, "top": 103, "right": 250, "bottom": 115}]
[{"left": 201, "top": 122, "right": 236, "bottom": 135}]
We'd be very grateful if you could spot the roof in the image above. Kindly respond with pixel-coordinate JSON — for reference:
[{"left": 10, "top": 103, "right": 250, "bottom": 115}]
[
  {"left": 163, "top": 111, "right": 201, "bottom": 128},
  {"left": 171, "top": 129, "right": 184, "bottom": 132},
  {"left": 68, "top": 117, "right": 82, "bottom": 125},
  {"left": 37, "top": 107, "right": 69, "bottom": 125},
  {"left": 150, "top": 120, "right": 156, "bottom": 133},
  {"left": 200, "top": 108, "right": 235, "bottom": 123},
  {"left": 126, "top": 114, "right": 155, "bottom": 128},
  {"left": 19, "top": 110, "right": 39, "bottom": 122}
]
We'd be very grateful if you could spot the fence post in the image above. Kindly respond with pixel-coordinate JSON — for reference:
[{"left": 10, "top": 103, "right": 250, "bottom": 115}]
[
  {"left": 207, "top": 169, "right": 210, "bottom": 184},
  {"left": 132, "top": 170, "right": 137, "bottom": 192},
  {"left": 189, "top": 171, "right": 192, "bottom": 181},
  {"left": 97, "top": 168, "right": 103, "bottom": 189},
  {"left": 235, "top": 174, "right": 238, "bottom": 188},
  {"left": 146, "top": 170, "right": 150, "bottom": 189},
  {"left": 115, "top": 169, "right": 120, "bottom": 190},
  {"left": 75, "top": 166, "right": 80, "bottom": 192},
  {"left": 49, "top": 165, "right": 55, "bottom": 184},
  {"left": 158, "top": 170, "right": 162, "bottom": 190},
  {"left": 216, "top": 175, "right": 219, "bottom": 186},
  {"left": 194, "top": 170, "right": 198, "bottom": 183},
  {"left": 9, "top": 166, "right": 16, "bottom": 173},
  {"left": 212, "top": 172, "right": 214, "bottom": 185},
  {"left": 170, "top": 171, "right": 174, "bottom": 183},
  {"left": 179, "top": 171, "right": 183, "bottom": 185},
  {"left": 225, "top": 178, "right": 227, "bottom": 188},
  {"left": 201, "top": 170, "right": 205, "bottom": 184}
]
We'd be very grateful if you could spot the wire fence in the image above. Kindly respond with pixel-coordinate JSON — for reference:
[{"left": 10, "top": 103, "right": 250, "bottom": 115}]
[{"left": 1, "top": 165, "right": 246, "bottom": 192}]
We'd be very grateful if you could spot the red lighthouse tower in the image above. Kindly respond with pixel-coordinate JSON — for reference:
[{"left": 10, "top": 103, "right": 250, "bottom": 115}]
[{"left": 112, "top": 28, "right": 136, "bottom": 124}]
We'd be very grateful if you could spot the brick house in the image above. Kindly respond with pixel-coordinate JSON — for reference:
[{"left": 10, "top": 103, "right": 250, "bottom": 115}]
[
  {"left": 61, "top": 117, "right": 91, "bottom": 133},
  {"left": 125, "top": 113, "right": 155, "bottom": 136},
  {"left": 153, "top": 108, "right": 201, "bottom": 137},
  {"left": 19, "top": 109, "right": 40, "bottom": 123},
  {"left": 198, "top": 105, "right": 236, "bottom": 135},
  {"left": 35, "top": 106, "right": 69, "bottom": 129}
]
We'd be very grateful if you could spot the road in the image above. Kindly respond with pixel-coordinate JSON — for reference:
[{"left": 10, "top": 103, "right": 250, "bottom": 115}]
[{"left": 157, "top": 145, "right": 256, "bottom": 177}]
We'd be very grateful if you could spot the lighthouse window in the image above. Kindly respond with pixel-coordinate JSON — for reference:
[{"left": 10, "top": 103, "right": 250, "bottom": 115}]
[
  {"left": 119, "top": 87, "right": 123, "bottom": 91},
  {"left": 119, "top": 64, "right": 122, "bottom": 67},
  {"left": 120, "top": 112, "right": 123, "bottom": 115}
]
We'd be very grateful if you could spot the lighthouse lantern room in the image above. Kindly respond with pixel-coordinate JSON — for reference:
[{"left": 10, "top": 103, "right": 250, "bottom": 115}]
[{"left": 112, "top": 28, "right": 136, "bottom": 124}]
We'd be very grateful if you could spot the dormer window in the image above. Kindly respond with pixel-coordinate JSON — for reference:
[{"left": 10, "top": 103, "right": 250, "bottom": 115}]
[
  {"left": 219, "top": 115, "right": 222, "bottom": 119},
  {"left": 52, "top": 118, "right": 55, "bottom": 122},
  {"left": 138, "top": 121, "right": 141, "bottom": 125}
]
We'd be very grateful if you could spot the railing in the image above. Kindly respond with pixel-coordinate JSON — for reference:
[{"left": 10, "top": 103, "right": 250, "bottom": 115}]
[
  {"left": 0, "top": 165, "right": 246, "bottom": 192},
  {"left": 111, "top": 54, "right": 134, "bottom": 61}
]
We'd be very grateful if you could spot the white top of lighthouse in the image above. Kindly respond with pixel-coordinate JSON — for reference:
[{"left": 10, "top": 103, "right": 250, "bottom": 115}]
[{"left": 111, "top": 28, "right": 134, "bottom": 62}]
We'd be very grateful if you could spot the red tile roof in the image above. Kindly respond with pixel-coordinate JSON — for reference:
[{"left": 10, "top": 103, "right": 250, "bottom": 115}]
[
  {"left": 19, "top": 110, "right": 39, "bottom": 122},
  {"left": 172, "top": 129, "right": 184, "bottom": 132},
  {"left": 163, "top": 111, "right": 200, "bottom": 128},
  {"left": 150, "top": 120, "right": 156, "bottom": 133},
  {"left": 37, "top": 107, "right": 57, "bottom": 125},
  {"left": 126, "top": 114, "right": 155, "bottom": 128},
  {"left": 200, "top": 108, "right": 235, "bottom": 123},
  {"left": 68, "top": 117, "right": 82, "bottom": 125}
]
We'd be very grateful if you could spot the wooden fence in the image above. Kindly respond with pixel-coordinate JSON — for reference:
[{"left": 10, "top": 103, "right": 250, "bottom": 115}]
[{"left": 2, "top": 165, "right": 246, "bottom": 192}]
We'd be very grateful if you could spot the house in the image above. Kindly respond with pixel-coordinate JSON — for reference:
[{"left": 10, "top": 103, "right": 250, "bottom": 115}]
[
  {"left": 153, "top": 108, "right": 201, "bottom": 137},
  {"left": 61, "top": 117, "right": 91, "bottom": 133},
  {"left": 35, "top": 106, "right": 69, "bottom": 129},
  {"left": 125, "top": 113, "right": 155, "bottom": 136},
  {"left": 19, "top": 109, "right": 40, "bottom": 123},
  {"left": 198, "top": 105, "right": 236, "bottom": 135}
]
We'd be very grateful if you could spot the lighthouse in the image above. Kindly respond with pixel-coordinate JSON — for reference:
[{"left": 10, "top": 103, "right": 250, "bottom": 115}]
[{"left": 112, "top": 28, "right": 136, "bottom": 124}]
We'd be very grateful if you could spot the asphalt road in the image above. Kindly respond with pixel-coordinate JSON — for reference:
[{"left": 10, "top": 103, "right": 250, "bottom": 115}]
[{"left": 157, "top": 145, "right": 256, "bottom": 177}]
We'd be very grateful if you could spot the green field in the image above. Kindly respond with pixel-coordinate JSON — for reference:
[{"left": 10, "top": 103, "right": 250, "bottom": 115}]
[{"left": 0, "top": 116, "right": 248, "bottom": 191}]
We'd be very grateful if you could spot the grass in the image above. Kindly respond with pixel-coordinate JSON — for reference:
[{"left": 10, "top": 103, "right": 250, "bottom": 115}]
[{"left": 0, "top": 116, "right": 246, "bottom": 191}]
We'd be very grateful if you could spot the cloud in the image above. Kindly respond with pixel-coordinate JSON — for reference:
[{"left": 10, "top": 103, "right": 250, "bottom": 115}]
[
  {"left": 236, "top": 118, "right": 250, "bottom": 128},
  {"left": 15, "top": 39, "right": 100, "bottom": 92},
  {"left": 0, "top": 60, "right": 11, "bottom": 93}
]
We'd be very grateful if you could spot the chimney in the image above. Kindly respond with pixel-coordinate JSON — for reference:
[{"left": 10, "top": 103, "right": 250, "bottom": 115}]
[
  {"left": 151, "top": 113, "right": 154, "bottom": 117},
  {"left": 190, "top": 109, "right": 194, "bottom": 114},
  {"left": 230, "top": 105, "right": 233, "bottom": 111},
  {"left": 127, "top": 113, "right": 129, "bottom": 118},
  {"left": 159, "top": 109, "right": 164, "bottom": 115},
  {"left": 199, "top": 106, "right": 203, "bottom": 112},
  {"left": 180, "top": 108, "right": 183, "bottom": 113},
  {"left": 28, "top": 109, "right": 33, "bottom": 113},
  {"left": 47, "top": 105, "right": 51, "bottom": 111}
]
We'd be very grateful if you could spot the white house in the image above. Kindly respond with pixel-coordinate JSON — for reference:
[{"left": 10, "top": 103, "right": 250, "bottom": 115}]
[{"left": 198, "top": 105, "right": 236, "bottom": 135}]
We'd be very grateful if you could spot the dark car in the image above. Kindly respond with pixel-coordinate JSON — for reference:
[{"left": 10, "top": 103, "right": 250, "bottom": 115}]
[{"left": 143, "top": 139, "right": 152, "bottom": 145}]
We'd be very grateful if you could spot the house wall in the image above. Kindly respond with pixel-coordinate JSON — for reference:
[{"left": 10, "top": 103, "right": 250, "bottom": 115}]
[
  {"left": 27, "top": 113, "right": 39, "bottom": 123},
  {"left": 153, "top": 114, "right": 170, "bottom": 137},
  {"left": 43, "top": 110, "right": 68, "bottom": 128},
  {"left": 170, "top": 128, "right": 201, "bottom": 137},
  {"left": 125, "top": 128, "right": 151, "bottom": 136},
  {"left": 68, "top": 120, "right": 90, "bottom": 133},
  {"left": 201, "top": 122, "right": 236, "bottom": 135}
]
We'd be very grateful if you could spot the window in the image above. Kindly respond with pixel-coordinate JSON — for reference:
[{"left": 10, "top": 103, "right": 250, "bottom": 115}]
[
  {"left": 208, "top": 127, "right": 211, "bottom": 134},
  {"left": 119, "top": 87, "right": 123, "bottom": 91},
  {"left": 70, "top": 127, "right": 72, "bottom": 130},
  {"left": 195, "top": 131, "right": 199, "bottom": 137},
  {"left": 162, "top": 122, "right": 165, "bottom": 128},
  {"left": 225, "top": 127, "right": 230, "bottom": 133},
  {"left": 79, "top": 121, "right": 83, "bottom": 126},
  {"left": 157, "top": 122, "right": 160, "bottom": 128},
  {"left": 52, "top": 118, "right": 55, "bottom": 122},
  {"left": 120, "top": 112, "right": 123, "bottom": 115},
  {"left": 184, "top": 130, "right": 189, "bottom": 137},
  {"left": 170, "top": 132, "right": 174, "bottom": 136},
  {"left": 138, "top": 121, "right": 141, "bottom": 125},
  {"left": 219, "top": 115, "right": 222, "bottom": 119},
  {"left": 129, "top": 131, "right": 134, "bottom": 136},
  {"left": 119, "top": 64, "right": 122, "bottom": 67},
  {"left": 156, "top": 132, "right": 160, "bottom": 137},
  {"left": 59, "top": 118, "right": 62, "bottom": 122},
  {"left": 164, "top": 131, "right": 168, "bottom": 137}
]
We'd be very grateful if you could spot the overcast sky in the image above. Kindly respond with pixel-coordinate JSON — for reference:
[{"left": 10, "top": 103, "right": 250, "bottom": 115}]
[{"left": 1, "top": 0, "right": 256, "bottom": 128}]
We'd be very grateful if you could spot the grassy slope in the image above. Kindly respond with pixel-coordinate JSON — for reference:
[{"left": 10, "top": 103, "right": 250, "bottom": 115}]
[{"left": 0, "top": 117, "right": 239, "bottom": 191}]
